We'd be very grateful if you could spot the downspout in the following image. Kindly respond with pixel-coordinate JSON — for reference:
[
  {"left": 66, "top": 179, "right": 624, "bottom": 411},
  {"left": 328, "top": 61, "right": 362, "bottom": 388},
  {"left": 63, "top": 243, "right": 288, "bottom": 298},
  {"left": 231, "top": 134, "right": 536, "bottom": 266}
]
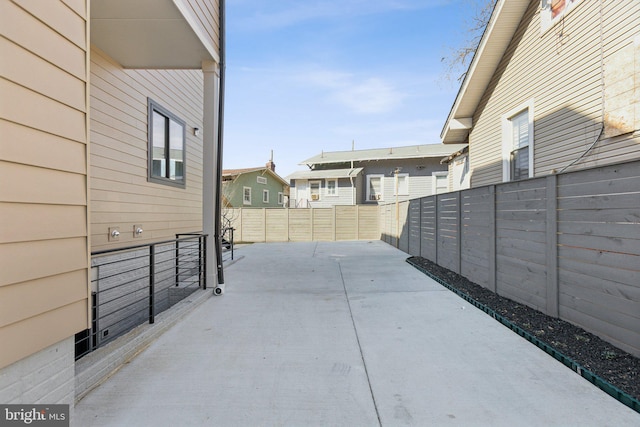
[{"left": 214, "top": 0, "right": 226, "bottom": 287}]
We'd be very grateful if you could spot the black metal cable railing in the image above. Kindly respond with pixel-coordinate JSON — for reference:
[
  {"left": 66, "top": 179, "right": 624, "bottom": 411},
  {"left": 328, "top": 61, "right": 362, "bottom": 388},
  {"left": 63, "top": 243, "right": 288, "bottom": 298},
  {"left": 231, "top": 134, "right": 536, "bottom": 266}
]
[{"left": 75, "top": 234, "right": 207, "bottom": 360}]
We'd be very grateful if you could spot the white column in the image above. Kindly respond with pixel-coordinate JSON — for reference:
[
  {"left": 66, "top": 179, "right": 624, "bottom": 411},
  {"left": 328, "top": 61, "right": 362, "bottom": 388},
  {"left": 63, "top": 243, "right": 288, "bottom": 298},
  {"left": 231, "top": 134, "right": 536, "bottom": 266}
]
[{"left": 202, "top": 60, "right": 220, "bottom": 289}]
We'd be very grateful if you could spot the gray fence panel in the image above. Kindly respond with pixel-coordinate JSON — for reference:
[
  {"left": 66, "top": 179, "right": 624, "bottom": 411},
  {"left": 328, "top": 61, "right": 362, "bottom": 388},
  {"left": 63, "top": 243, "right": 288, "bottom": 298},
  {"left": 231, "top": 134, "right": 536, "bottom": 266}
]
[
  {"left": 437, "top": 193, "right": 460, "bottom": 273},
  {"left": 420, "top": 196, "right": 437, "bottom": 261},
  {"left": 557, "top": 161, "right": 640, "bottom": 356},
  {"left": 495, "top": 178, "right": 548, "bottom": 312},
  {"left": 408, "top": 199, "right": 421, "bottom": 256},
  {"left": 460, "top": 187, "right": 493, "bottom": 289}
]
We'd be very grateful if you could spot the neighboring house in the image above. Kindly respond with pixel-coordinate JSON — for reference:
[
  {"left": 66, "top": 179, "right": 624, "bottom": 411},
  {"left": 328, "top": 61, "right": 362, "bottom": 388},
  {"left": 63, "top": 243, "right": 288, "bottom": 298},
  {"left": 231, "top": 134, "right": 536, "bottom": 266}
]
[
  {"left": 287, "top": 144, "right": 467, "bottom": 208},
  {"left": 222, "top": 163, "right": 289, "bottom": 208},
  {"left": 441, "top": 0, "right": 640, "bottom": 188},
  {"left": 1, "top": 0, "right": 223, "bottom": 406}
]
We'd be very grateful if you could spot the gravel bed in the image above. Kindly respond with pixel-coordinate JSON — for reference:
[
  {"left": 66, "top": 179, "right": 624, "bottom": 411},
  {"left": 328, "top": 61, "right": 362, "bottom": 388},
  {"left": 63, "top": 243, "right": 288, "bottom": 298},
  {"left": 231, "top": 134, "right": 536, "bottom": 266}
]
[{"left": 407, "top": 256, "right": 640, "bottom": 403}]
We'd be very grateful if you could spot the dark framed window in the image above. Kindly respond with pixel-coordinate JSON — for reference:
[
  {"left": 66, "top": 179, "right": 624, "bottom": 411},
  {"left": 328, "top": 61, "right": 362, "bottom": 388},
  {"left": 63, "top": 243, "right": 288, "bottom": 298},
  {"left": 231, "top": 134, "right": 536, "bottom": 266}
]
[{"left": 148, "top": 99, "right": 186, "bottom": 187}]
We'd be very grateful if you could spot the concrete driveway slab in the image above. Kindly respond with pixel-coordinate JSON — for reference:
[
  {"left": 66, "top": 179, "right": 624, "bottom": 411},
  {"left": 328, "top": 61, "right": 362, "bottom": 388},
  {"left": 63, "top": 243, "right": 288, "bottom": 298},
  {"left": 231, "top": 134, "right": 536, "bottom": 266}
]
[{"left": 74, "top": 241, "right": 640, "bottom": 426}]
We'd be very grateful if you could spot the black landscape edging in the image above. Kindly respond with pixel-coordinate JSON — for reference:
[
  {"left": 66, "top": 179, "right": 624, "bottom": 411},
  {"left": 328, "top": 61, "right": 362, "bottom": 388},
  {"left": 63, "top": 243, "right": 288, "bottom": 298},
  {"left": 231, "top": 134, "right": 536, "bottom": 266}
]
[{"left": 405, "top": 257, "right": 640, "bottom": 415}]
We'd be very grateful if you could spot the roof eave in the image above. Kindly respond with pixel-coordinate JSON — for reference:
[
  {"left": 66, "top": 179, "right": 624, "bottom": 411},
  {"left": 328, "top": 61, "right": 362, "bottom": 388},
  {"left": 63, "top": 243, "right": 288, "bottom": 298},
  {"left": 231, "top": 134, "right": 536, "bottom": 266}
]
[{"left": 441, "top": 0, "right": 530, "bottom": 144}]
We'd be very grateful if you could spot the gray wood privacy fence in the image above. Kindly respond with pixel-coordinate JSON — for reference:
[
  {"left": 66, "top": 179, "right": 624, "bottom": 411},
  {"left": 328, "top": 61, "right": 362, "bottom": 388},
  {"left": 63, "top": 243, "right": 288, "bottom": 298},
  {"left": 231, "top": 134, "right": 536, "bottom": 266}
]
[
  {"left": 226, "top": 205, "right": 380, "bottom": 243},
  {"left": 381, "top": 160, "right": 640, "bottom": 357}
]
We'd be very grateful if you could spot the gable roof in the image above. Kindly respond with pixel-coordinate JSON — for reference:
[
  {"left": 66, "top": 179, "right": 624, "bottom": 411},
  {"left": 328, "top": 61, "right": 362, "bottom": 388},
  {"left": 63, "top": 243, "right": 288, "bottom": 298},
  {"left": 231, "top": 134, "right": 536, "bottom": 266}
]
[
  {"left": 222, "top": 167, "right": 289, "bottom": 187},
  {"left": 300, "top": 144, "right": 469, "bottom": 166},
  {"left": 441, "top": 0, "right": 530, "bottom": 143}
]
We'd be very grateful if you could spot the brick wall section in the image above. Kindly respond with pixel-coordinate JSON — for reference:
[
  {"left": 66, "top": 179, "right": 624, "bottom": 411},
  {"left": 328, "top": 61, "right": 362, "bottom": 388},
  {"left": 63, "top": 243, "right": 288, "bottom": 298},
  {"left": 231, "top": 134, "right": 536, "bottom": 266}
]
[{"left": 0, "top": 337, "right": 75, "bottom": 405}]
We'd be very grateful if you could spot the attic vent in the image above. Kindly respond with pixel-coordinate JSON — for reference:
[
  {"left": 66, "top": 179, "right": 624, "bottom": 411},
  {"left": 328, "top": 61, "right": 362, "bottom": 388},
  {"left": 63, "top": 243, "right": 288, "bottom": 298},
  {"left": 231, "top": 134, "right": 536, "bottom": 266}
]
[{"left": 257, "top": 176, "right": 267, "bottom": 184}]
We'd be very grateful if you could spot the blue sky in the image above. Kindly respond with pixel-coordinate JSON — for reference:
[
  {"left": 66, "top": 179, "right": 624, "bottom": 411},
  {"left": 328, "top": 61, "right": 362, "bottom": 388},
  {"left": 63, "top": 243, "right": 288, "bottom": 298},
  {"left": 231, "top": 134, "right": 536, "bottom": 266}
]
[{"left": 223, "top": 0, "right": 483, "bottom": 178}]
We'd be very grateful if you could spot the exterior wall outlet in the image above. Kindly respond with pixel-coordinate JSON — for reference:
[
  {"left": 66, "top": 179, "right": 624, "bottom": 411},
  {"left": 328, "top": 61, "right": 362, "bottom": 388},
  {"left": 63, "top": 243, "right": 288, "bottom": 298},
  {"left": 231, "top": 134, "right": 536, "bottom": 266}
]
[
  {"left": 108, "top": 227, "right": 120, "bottom": 242},
  {"left": 133, "top": 224, "right": 143, "bottom": 238}
]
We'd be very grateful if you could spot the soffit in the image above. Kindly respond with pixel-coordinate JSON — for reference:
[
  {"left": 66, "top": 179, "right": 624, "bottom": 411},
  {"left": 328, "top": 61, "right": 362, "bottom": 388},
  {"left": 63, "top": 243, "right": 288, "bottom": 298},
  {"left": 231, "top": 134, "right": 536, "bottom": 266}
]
[{"left": 91, "top": 0, "right": 217, "bottom": 69}]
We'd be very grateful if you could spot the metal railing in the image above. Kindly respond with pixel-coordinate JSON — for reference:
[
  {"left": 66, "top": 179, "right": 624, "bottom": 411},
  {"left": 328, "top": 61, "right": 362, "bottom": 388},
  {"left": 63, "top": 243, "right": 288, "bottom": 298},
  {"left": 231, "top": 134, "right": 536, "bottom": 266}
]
[{"left": 75, "top": 234, "right": 207, "bottom": 360}]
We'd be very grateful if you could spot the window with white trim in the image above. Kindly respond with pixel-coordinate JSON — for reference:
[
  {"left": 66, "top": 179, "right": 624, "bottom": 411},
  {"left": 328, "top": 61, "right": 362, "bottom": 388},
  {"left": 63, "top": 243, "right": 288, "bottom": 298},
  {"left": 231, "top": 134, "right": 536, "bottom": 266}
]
[
  {"left": 432, "top": 172, "right": 448, "bottom": 194},
  {"left": 243, "top": 187, "right": 251, "bottom": 205},
  {"left": 263, "top": 189, "right": 269, "bottom": 203},
  {"left": 394, "top": 173, "right": 409, "bottom": 196},
  {"left": 502, "top": 100, "right": 534, "bottom": 182},
  {"left": 148, "top": 99, "right": 186, "bottom": 187},
  {"left": 366, "top": 175, "right": 384, "bottom": 201},
  {"left": 278, "top": 192, "right": 284, "bottom": 205},
  {"left": 326, "top": 179, "right": 337, "bottom": 196},
  {"left": 257, "top": 176, "right": 267, "bottom": 184},
  {"left": 310, "top": 181, "right": 321, "bottom": 201}
]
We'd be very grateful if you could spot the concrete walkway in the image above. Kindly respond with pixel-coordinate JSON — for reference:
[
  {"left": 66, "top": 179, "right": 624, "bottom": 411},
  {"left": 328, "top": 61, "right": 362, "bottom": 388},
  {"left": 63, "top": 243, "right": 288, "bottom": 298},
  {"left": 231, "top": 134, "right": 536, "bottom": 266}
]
[{"left": 74, "top": 241, "right": 639, "bottom": 426}]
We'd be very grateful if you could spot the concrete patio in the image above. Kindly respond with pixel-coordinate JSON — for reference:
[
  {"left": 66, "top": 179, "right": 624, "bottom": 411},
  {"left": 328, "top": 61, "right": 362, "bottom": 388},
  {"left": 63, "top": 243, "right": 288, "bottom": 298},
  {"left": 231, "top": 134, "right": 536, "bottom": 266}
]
[{"left": 74, "top": 241, "right": 639, "bottom": 426}]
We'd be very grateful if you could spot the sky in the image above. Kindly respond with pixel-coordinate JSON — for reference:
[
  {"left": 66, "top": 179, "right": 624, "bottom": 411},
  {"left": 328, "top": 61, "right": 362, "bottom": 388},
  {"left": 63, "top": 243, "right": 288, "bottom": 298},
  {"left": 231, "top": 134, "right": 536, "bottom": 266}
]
[{"left": 222, "top": 0, "right": 486, "bottom": 179}]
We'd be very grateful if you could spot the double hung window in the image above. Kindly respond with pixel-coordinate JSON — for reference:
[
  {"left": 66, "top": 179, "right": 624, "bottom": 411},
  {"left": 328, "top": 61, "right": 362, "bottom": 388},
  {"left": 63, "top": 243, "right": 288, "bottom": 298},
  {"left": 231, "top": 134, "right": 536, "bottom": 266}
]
[
  {"left": 366, "top": 175, "right": 383, "bottom": 201},
  {"left": 502, "top": 100, "right": 534, "bottom": 182}
]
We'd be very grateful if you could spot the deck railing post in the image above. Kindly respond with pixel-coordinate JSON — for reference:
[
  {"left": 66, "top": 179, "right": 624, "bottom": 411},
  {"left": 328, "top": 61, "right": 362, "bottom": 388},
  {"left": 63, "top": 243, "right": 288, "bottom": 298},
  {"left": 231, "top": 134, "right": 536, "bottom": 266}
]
[{"left": 149, "top": 244, "right": 155, "bottom": 324}]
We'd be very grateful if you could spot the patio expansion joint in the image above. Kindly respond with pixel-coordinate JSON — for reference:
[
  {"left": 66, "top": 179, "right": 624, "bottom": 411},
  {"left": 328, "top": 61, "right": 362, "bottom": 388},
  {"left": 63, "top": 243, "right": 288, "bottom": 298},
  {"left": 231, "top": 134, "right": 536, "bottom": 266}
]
[{"left": 337, "top": 261, "right": 383, "bottom": 427}]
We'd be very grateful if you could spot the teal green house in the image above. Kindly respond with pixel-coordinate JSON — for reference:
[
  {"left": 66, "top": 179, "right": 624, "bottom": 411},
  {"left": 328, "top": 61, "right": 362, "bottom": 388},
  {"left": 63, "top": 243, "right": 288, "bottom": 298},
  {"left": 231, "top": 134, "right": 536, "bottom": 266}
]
[{"left": 222, "top": 164, "right": 289, "bottom": 208}]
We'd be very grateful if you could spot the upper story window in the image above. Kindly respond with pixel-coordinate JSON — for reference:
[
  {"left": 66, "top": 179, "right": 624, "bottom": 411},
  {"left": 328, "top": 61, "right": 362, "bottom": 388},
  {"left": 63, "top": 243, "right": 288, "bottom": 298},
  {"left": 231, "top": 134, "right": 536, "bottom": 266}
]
[
  {"left": 148, "top": 99, "right": 186, "bottom": 188},
  {"left": 541, "top": 0, "right": 582, "bottom": 32},
  {"left": 263, "top": 189, "right": 269, "bottom": 203},
  {"left": 502, "top": 100, "right": 534, "bottom": 182},
  {"left": 366, "top": 175, "right": 384, "bottom": 201},
  {"left": 243, "top": 187, "right": 251, "bottom": 205},
  {"left": 257, "top": 176, "right": 267, "bottom": 184}
]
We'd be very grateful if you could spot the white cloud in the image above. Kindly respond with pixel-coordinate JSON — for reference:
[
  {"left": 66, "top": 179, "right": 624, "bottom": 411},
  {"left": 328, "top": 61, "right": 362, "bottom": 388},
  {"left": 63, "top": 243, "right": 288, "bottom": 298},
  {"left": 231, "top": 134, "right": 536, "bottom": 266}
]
[{"left": 296, "top": 68, "right": 405, "bottom": 114}]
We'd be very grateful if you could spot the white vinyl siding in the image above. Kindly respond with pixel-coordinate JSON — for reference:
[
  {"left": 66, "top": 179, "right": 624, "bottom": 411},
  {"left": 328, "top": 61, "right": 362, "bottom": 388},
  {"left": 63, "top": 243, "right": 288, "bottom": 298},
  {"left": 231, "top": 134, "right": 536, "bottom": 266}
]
[
  {"left": 469, "top": 0, "right": 639, "bottom": 187},
  {"left": 394, "top": 173, "right": 409, "bottom": 196}
]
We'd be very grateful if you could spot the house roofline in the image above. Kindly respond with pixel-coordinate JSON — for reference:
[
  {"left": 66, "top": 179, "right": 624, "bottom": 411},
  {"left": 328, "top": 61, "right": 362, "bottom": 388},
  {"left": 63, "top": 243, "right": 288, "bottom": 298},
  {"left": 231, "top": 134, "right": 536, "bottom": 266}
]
[{"left": 440, "top": 0, "right": 530, "bottom": 144}]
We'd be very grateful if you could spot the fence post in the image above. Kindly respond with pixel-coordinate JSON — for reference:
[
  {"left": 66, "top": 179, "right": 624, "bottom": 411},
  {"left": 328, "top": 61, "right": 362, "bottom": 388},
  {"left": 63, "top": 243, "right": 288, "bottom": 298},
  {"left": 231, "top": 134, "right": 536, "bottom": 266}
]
[
  {"left": 435, "top": 194, "right": 439, "bottom": 265},
  {"left": 149, "top": 244, "right": 155, "bottom": 324},
  {"left": 546, "top": 175, "right": 559, "bottom": 317},
  {"left": 489, "top": 185, "right": 497, "bottom": 293},
  {"left": 456, "top": 191, "right": 462, "bottom": 274}
]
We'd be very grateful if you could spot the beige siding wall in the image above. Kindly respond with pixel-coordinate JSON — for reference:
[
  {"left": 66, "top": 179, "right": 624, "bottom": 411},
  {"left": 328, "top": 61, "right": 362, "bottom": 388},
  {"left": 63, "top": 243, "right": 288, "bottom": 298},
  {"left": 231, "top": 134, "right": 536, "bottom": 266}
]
[
  {"left": 0, "top": 0, "right": 89, "bottom": 368},
  {"left": 470, "top": 0, "right": 640, "bottom": 187},
  {"left": 90, "top": 46, "right": 205, "bottom": 251}
]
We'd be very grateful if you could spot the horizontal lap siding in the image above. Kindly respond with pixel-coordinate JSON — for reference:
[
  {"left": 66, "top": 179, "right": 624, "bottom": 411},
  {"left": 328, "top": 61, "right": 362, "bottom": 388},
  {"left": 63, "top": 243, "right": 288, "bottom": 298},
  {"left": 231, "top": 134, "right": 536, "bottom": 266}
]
[
  {"left": 495, "top": 178, "right": 547, "bottom": 312},
  {"left": 461, "top": 187, "right": 492, "bottom": 288},
  {"left": 557, "top": 161, "right": 640, "bottom": 355},
  {"left": 470, "top": 1, "right": 634, "bottom": 187},
  {"left": 0, "top": 0, "right": 89, "bottom": 368},
  {"left": 90, "top": 47, "right": 204, "bottom": 250}
]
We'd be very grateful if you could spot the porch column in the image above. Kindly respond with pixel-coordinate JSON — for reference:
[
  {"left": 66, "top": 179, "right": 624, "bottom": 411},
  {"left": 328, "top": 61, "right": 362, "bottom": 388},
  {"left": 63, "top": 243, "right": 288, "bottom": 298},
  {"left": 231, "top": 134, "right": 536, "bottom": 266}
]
[{"left": 202, "top": 60, "right": 220, "bottom": 289}]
